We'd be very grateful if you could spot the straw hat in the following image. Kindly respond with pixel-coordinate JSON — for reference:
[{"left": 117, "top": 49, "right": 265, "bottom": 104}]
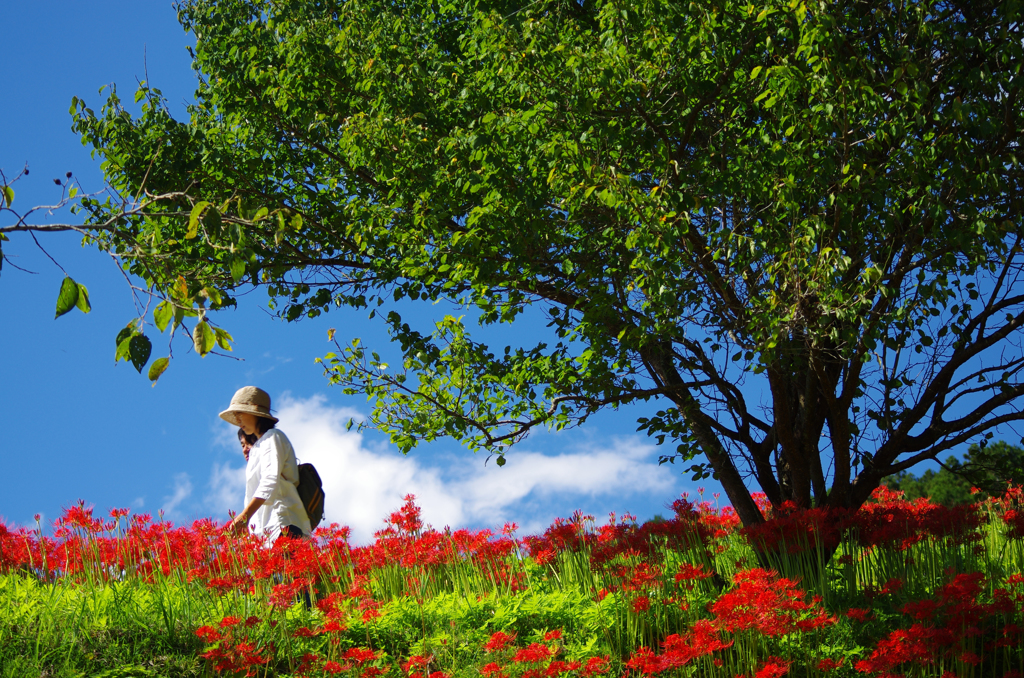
[{"left": 219, "top": 386, "right": 279, "bottom": 426}]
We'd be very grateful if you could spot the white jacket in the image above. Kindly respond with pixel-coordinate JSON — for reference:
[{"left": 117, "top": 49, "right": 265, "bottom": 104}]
[{"left": 245, "top": 429, "right": 311, "bottom": 538}]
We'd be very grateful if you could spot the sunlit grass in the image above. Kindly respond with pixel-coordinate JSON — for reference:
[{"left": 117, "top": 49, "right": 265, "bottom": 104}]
[{"left": 1, "top": 489, "right": 1023, "bottom": 677}]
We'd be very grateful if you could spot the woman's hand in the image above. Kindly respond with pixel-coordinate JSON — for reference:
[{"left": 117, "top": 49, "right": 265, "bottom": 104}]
[
  {"left": 229, "top": 496, "right": 266, "bottom": 536},
  {"left": 230, "top": 513, "right": 250, "bottom": 535}
]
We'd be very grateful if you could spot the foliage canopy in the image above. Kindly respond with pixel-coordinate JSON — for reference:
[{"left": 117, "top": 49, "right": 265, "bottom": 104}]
[
  {"left": 3, "top": 0, "right": 1023, "bottom": 526},
  {"left": 885, "top": 442, "right": 1024, "bottom": 506}
]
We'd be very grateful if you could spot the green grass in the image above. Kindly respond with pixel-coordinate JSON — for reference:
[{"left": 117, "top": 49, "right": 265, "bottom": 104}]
[{"left": 1, "top": 490, "right": 1023, "bottom": 677}]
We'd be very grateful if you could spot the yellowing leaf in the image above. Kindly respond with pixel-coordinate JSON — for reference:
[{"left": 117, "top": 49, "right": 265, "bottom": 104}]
[
  {"left": 148, "top": 357, "right": 170, "bottom": 384},
  {"left": 187, "top": 201, "right": 210, "bottom": 239}
]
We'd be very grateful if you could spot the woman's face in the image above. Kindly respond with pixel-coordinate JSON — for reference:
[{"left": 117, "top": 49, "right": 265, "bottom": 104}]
[
  {"left": 239, "top": 437, "right": 253, "bottom": 461},
  {"left": 236, "top": 412, "right": 259, "bottom": 436}
]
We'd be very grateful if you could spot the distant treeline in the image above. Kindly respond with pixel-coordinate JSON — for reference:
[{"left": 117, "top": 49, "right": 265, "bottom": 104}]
[{"left": 883, "top": 441, "right": 1024, "bottom": 506}]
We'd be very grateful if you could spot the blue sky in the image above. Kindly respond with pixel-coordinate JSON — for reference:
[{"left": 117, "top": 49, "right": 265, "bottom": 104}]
[{"left": 0, "top": 2, "right": 713, "bottom": 541}]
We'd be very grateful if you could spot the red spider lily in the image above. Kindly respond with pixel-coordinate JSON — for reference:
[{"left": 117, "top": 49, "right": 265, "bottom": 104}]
[
  {"left": 485, "top": 631, "right": 517, "bottom": 652},
  {"left": 959, "top": 650, "right": 982, "bottom": 666},
  {"left": 709, "top": 568, "right": 834, "bottom": 636},
  {"left": 621, "top": 622, "right": 733, "bottom": 673},
  {"left": 816, "top": 658, "right": 844, "bottom": 671},
  {"left": 674, "top": 562, "right": 714, "bottom": 585},
  {"left": 381, "top": 494, "right": 423, "bottom": 536},
  {"left": 845, "top": 608, "right": 873, "bottom": 623},
  {"left": 9, "top": 493, "right": 1024, "bottom": 678},
  {"left": 900, "top": 599, "right": 939, "bottom": 620},
  {"left": 479, "top": 662, "right": 508, "bottom": 678},
  {"left": 324, "top": 660, "right": 345, "bottom": 674},
  {"left": 269, "top": 578, "right": 310, "bottom": 608},
  {"left": 864, "top": 578, "right": 904, "bottom": 601},
  {"left": 754, "top": 656, "right": 790, "bottom": 678},
  {"left": 200, "top": 636, "right": 273, "bottom": 675},
  {"left": 1005, "top": 509, "right": 1024, "bottom": 539},
  {"left": 512, "top": 643, "right": 553, "bottom": 664},
  {"left": 195, "top": 625, "right": 222, "bottom": 643},
  {"left": 624, "top": 647, "right": 662, "bottom": 674},
  {"left": 852, "top": 487, "right": 985, "bottom": 551},
  {"left": 292, "top": 626, "right": 318, "bottom": 638},
  {"left": 344, "top": 647, "right": 381, "bottom": 664},
  {"left": 402, "top": 655, "right": 434, "bottom": 674},
  {"left": 544, "top": 660, "right": 581, "bottom": 676},
  {"left": 854, "top": 624, "right": 935, "bottom": 673},
  {"left": 523, "top": 498, "right": 719, "bottom": 573},
  {"left": 296, "top": 652, "right": 322, "bottom": 675},
  {"left": 742, "top": 503, "right": 847, "bottom": 556},
  {"left": 580, "top": 656, "right": 611, "bottom": 677}
]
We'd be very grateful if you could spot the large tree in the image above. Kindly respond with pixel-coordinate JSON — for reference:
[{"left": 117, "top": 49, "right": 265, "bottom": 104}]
[{"left": 4, "top": 0, "right": 1023, "bottom": 528}]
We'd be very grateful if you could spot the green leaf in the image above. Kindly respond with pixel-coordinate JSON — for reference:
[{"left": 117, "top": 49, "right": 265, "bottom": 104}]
[
  {"left": 75, "top": 283, "right": 91, "bottom": 313},
  {"left": 115, "top": 336, "right": 132, "bottom": 363},
  {"left": 214, "top": 327, "right": 234, "bottom": 351},
  {"left": 861, "top": 266, "right": 883, "bottom": 285},
  {"left": 203, "top": 206, "right": 222, "bottom": 235},
  {"left": 1, "top": 185, "right": 13, "bottom": 208},
  {"left": 750, "top": 66, "right": 763, "bottom": 80},
  {"left": 193, "top": 320, "right": 215, "bottom": 356},
  {"left": 153, "top": 300, "right": 174, "bottom": 332},
  {"left": 128, "top": 334, "right": 152, "bottom": 373},
  {"left": 54, "top": 277, "right": 80, "bottom": 318},
  {"left": 187, "top": 201, "right": 209, "bottom": 239},
  {"left": 114, "top": 325, "right": 136, "bottom": 363},
  {"left": 148, "top": 357, "right": 170, "bottom": 383},
  {"left": 229, "top": 256, "right": 246, "bottom": 283}
]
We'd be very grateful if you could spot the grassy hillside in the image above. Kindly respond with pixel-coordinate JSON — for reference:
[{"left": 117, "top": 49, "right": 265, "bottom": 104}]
[{"left": 2, "top": 488, "right": 1023, "bottom": 678}]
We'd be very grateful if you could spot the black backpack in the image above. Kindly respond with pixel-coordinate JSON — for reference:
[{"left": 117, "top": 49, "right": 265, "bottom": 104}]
[{"left": 297, "top": 463, "right": 325, "bottom": 530}]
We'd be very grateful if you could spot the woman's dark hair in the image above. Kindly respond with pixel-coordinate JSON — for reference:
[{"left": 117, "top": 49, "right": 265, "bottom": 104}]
[
  {"left": 237, "top": 428, "right": 259, "bottom": 446},
  {"left": 255, "top": 417, "right": 277, "bottom": 436}
]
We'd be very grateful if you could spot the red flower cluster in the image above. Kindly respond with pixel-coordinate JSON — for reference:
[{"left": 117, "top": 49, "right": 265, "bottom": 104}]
[
  {"left": 856, "top": 569, "right": 1024, "bottom": 674},
  {"left": 4, "top": 487, "right": 1024, "bottom": 678},
  {"left": 709, "top": 568, "right": 834, "bottom": 636},
  {"left": 623, "top": 620, "right": 733, "bottom": 674},
  {"left": 852, "top": 486, "right": 985, "bottom": 551},
  {"left": 523, "top": 501, "right": 720, "bottom": 572},
  {"left": 195, "top": 620, "right": 273, "bottom": 676}
]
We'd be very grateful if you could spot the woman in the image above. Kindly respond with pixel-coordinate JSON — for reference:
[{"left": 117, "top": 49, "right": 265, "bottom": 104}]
[
  {"left": 219, "top": 386, "right": 311, "bottom": 539},
  {"left": 238, "top": 428, "right": 258, "bottom": 462}
]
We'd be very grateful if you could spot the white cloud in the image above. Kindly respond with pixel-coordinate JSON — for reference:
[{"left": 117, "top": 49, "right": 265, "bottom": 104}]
[
  {"left": 161, "top": 472, "right": 193, "bottom": 522},
  {"left": 204, "top": 394, "right": 683, "bottom": 544},
  {"left": 206, "top": 461, "right": 246, "bottom": 521}
]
